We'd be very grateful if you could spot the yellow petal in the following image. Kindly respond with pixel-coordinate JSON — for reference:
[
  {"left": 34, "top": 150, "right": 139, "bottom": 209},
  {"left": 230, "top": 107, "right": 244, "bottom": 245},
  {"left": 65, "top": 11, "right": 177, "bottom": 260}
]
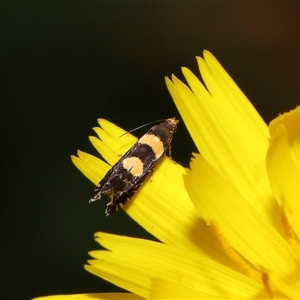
[
  {"left": 71, "top": 150, "right": 109, "bottom": 185},
  {"left": 267, "top": 108, "right": 300, "bottom": 237},
  {"left": 94, "top": 119, "right": 137, "bottom": 157},
  {"left": 71, "top": 119, "right": 138, "bottom": 184},
  {"left": 86, "top": 232, "right": 265, "bottom": 299},
  {"left": 33, "top": 294, "right": 143, "bottom": 300},
  {"left": 186, "top": 154, "right": 300, "bottom": 298},
  {"left": 124, "top": 158, "right": 224, "bottom": 257},
  {"left": 96, "top": 118, "right": 132, "bottom": 142},
  {"left": 166, "top": 51, "right": 275, "bottom": 225},
  {"left": 149, "top": 279, "right": 222, "bottom": 299},
  {"left": 269, "top": 107, "right": 300, "bottom": 171}
]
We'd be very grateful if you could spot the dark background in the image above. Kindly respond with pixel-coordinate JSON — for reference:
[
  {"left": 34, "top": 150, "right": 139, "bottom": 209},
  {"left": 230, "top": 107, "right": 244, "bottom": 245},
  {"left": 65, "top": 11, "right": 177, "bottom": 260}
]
[{"left": 1, "top": 3, "right": 299, "bottom": 300}]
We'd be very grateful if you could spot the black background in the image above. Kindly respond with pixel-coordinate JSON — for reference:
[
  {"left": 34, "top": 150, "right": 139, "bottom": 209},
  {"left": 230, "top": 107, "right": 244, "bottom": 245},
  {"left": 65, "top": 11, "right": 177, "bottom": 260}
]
[{"left": 1, "top": 3, "right": 299, "bottom": 300}]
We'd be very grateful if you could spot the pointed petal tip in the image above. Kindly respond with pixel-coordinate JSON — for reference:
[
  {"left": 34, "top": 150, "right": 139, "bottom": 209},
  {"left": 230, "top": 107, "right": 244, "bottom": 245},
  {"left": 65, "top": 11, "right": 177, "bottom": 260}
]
[
  {"left": 203, "top": 49, "right": 213, "bottom": 57},
  {"left": 181, "top": 66, "right": 190, "bottom": 74},
  {"left": 96, "top": 118, "right": 107, "bottom": 123},
  {"left": 165, "top": 76, "right": 172, "bottom": 84}
]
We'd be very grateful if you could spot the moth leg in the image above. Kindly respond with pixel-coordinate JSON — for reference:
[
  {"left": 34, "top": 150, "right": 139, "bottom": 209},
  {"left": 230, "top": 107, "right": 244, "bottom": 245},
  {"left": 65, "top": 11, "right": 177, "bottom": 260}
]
[
  {"left": 149, "top": 169, "right": 154, "bottom": 182},
  {"left": 167, "top": 144, "right": 178, "bottom": 164},
  {"left": 168, "top": 143, "right": 172, "bottom": 159}
]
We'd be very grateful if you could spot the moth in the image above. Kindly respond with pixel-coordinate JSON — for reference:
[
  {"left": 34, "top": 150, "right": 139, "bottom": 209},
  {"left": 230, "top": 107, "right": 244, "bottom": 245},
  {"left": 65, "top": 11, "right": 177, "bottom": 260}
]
[{"left": 90, "top": 117, "right": 179, "bottom": 216}]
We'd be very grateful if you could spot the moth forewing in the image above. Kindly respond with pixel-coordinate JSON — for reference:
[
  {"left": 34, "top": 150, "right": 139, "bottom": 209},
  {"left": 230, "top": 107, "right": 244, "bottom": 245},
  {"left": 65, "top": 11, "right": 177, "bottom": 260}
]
[{"left": 90, "top": 117, "right": 179, "bottom": 215}]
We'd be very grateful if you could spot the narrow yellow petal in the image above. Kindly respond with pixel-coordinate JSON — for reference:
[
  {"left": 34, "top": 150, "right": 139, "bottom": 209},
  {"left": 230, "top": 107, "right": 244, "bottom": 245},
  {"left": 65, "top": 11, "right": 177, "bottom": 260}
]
[
  {"left": 71, "top": 119, "right": 138, "bottom": 185},
  {"left": 186, "top": 154, "right": 300, "bottom": 298},
  {"left": 93, "top": 124, "right": 136, "bottom": 157},
  {"left": 89, "top": 136, "right": 120, "bottom": 166},
  {"left": 96, "top": 118, "right": 129, "bottom": 138},
  {"left": 149, "top": 279, "right": 223, "bottom": 299},
  {"left": 267, "top": 121, "right": 300, "bottom": 237},
  {"left": 33, "top": 293, "right": 142, "bottom": 300},
  {"left": 86, "top": 232, "right": 265, "bottom": 299},
  {"left": 201, "top": 50, "right": 267, "bottom": 134},
  {"left": 269, "top": 107, "right": 300, "bottom": 172},
  {"left": 71, "top": 151, "right": 109, "bottom": 185}
]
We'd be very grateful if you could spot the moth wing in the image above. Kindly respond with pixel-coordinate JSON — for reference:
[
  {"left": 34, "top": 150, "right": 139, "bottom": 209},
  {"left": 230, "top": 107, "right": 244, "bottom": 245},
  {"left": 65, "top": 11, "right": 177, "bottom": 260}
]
[
  {"left": 103, "top": 136, "right": 171, "bottom": 198},
  {"left": 105, "top": 172, "right": 148, "bottom": 216},
  {"left": 91, "top": 121, "right": 174, "bottom": 202},
  {"left": 90, "top": 144, "right": 145, "bottom": 200}
]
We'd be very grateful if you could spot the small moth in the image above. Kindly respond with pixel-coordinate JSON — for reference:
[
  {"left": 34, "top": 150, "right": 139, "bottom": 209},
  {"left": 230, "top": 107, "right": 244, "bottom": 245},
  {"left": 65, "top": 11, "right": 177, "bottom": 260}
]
[{"left": 90, "top": 117, "right": 179, "bottom": 216}]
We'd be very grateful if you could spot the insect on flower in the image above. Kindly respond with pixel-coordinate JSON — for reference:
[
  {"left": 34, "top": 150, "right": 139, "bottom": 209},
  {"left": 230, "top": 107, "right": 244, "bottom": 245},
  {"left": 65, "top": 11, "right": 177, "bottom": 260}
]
[{"left": 90, "top": 117, "right": 179, "bottom": 216}]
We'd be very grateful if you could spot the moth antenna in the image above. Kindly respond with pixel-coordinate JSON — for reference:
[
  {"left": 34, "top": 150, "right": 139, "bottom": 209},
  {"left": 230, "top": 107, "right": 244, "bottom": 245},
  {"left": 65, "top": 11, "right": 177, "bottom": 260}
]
[{"left": 119, "top": 118, "right": 167, "bottom": 137}]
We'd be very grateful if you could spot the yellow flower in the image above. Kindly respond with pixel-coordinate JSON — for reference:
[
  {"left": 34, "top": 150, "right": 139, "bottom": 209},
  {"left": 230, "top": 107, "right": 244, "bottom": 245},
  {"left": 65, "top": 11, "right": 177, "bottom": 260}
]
[{"left": 36, "top": 51, "right": 300, "bottom": 299}]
